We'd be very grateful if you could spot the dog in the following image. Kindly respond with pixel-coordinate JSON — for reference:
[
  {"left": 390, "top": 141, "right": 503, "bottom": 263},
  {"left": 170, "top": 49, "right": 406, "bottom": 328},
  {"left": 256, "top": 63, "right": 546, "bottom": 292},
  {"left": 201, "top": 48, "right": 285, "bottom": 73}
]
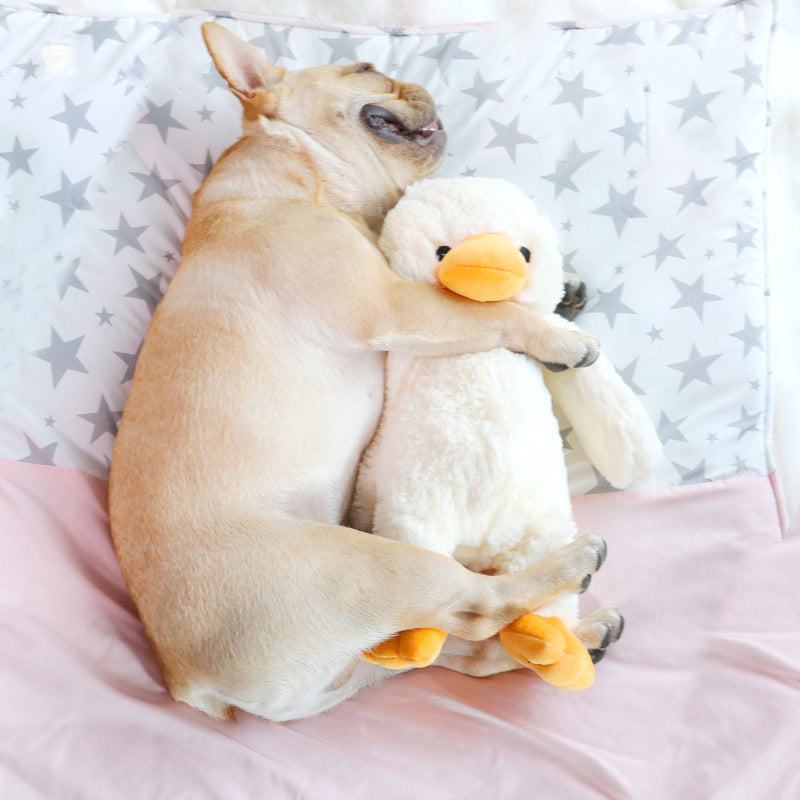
[{"left": 108, "top": 22, "right": 606, "bottom": 722}]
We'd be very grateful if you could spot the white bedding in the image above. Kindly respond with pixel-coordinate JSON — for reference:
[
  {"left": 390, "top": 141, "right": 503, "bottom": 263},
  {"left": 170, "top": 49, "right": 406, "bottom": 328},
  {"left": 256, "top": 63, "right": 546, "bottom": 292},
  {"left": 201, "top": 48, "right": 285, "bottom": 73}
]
[
  {"left": 5, "top": 0, "right": 796, "bottom": 523},
  {"left": 70, "top": 0, "right": 795, "bottom": 520}
]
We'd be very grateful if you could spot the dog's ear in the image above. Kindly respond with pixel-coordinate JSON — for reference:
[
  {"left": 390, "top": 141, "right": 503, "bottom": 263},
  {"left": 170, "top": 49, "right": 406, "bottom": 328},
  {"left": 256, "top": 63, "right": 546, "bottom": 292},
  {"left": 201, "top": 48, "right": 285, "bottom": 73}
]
[{"left": 201, "top": 22, "right": 285, "bottom": 116}]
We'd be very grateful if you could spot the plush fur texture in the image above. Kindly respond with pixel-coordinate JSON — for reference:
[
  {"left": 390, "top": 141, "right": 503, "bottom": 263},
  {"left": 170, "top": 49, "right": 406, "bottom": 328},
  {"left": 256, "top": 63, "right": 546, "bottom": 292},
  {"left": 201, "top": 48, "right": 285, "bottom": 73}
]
[{"left": 352, "top": 177, "right": 663, "bottom": 674}]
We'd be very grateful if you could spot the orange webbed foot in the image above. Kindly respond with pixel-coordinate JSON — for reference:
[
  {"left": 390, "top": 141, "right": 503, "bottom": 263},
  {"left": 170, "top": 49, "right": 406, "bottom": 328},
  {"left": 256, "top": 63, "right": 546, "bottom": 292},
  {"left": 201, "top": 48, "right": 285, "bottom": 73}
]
[{"left": 362, "top": 628, "right": 448, "bottom": 670}]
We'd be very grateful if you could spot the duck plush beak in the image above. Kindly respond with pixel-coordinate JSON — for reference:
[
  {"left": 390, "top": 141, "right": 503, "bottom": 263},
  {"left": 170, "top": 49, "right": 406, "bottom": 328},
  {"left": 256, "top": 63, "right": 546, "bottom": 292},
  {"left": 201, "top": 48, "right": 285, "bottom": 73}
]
[{"left": 436, "top": 233, "right": 528, "bottom": 302}]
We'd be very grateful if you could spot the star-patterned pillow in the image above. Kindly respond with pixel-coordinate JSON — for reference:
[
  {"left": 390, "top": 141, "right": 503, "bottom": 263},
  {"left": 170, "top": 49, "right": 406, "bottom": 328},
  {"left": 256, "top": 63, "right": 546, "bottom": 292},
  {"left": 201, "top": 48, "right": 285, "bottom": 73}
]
[{"left": 0, "top": 0, "right": 773, "bottom": 494}]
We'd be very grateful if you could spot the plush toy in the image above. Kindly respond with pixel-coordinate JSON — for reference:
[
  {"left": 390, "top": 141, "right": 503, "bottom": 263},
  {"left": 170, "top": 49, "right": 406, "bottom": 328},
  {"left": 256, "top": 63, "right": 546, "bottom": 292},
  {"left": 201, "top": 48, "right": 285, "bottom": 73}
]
[{"left": 353, "top": 177, "right": 663, "bottom": 690}]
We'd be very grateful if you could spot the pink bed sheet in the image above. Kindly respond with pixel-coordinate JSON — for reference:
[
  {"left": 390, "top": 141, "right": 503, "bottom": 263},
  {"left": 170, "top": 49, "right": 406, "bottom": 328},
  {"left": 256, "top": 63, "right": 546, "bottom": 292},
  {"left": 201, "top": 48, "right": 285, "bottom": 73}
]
[{"left": 1, "top": 459, "right": 799, "bottom": 800}]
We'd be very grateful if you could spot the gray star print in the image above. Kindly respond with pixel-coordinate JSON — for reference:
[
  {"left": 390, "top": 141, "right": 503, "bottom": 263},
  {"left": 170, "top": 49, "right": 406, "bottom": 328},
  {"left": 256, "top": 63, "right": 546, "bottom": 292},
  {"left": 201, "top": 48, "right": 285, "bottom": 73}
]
[
  {"left": 58, "top": 257, "right": 88, "bottom": 299},
  {"left": 130, "top": 164, "right": 181, "bottom": 203},
  {"left": 597, "top": 24, "right": 643, "bottom": 46},
  {"left": 41, "top": 171, "right": 93, "bottom": 225},
  {"left": 249, "top": 26, "right": 297, "bottom": 62},
  {"left": 95, "top": 308, "right": 114, "bottom": 326},
  {"left": 486, "top": 117, "right": 537, "bottom": 161},
  {"left": 202, "top": 66, "right": 228, "bottom": 94},
  {"left": 610, "top": 111, "right": 644, "bottom": 152},
  {"left": 461, "top": 71, "right": 504, "bottom": 110},
  {"left": 551, "top": 71, "right": 601, "bottom": 116},
  {"left": 645, "top": 233, "right": 685, "bottom": 268},
  {"left": 586, "top": 284, "right": 635, "bottom": 327},
  {"left": 419, "top": 34, "right": 478, "bottom": 83},
  {"left": 76, "top": 19, "right": 123, "bottom": 52},
  {"left": 20, "top": 434, "right": 57, "bottom": 466},
  {"left": 726, "top": 406, "right": 761, "bottom": 440},
  {"left": 658, "top": 411, "right": 688, "bottom": 443},
  {"left": 78, "top": 395, "right": 122, "bottom": 443},
  {"left": 125, "top": 267, "right": 163, "bottom": 314},
  {"left": 730, "top": 56, "right": 763, "bottom": 93},
  {"left": 191, "top": 150, "right": 214, "bottom": 177},
  {"left": 668, "top": 344, "right": 720, "bottom": 390},
  {"left": 115, "top": 56, "right": 146, "bottom": 95},
  {"left": 591, "top": 185, "right": 646, "bottom": 236},
  {"left": 114, "top": 344, "right": 142, "bottom": 383},
  {"left": 34, "top": 327, "right": 88, "bottom": 387},
  {"left": 672, "top": 459, "right": 707, "bottom": 485},
  {"left": 725, "top": 138, "right": 759, "bottom": 176},
  {"left": 671, "top": 275, "right": 721, "bottom": 321},
  {"left": 668, "top": 81, "right": 721, "bottom": 127},
  {"left": 668, "top": 15, "right": 708, "bottom": 46},
  {"left": 102, "top": 214, "right": 148, "bottom": 254},
  {"left": 0, "top": 136, "right": 37, "bottom": 176},
  {"left": 15, "top": 59, "right": 39, "bottom": 80},
  {"left": 138, "top": 99, "right": 187, "bottom": 142},
  {"left": 50, "top": 95, "right": 97, "bottom": 142},
  {"left": 562, "top": 250, "right": 578, "bottom": 274},
  {"left": 668, "top": 171, "right": 715, "bottom": 212},
  {"left": 725, "top": 222, "right": 757, "bottom": 255},
  {"left": 10, "top": 93, "right": 25, "bottom": 109},
  {"left": 646, "top": 326, "right": 663, "bottom": 342},
  {"left": 618, "top": 358, "right": 645, "bottom": 395},
  {"left": 542, "top": 140, "right": 599, "bottom": 198},
  {"left": 151, "top": 17, "right": 185, "bottom": 43},
  {"left": 732, "top": 455, "right": 749, "bottom": 473},
  {"left": 321, "top": 31, "right": 369, "bottom": 64},
  {"left": 730, "top": 314, "right": 764, "bottom": 356},
  {"left": 197, "top": 106, "right": 214, "bottom": 122},
  {"left": 588, "top": 468, "right": 615, "bottom": 494}
]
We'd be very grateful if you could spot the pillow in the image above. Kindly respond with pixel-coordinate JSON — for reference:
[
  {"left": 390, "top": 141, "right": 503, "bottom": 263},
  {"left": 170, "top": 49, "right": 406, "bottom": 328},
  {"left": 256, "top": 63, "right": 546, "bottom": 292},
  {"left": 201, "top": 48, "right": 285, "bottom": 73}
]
[{"left": 0, "top": 0, "right": 773, "bottom": 495}]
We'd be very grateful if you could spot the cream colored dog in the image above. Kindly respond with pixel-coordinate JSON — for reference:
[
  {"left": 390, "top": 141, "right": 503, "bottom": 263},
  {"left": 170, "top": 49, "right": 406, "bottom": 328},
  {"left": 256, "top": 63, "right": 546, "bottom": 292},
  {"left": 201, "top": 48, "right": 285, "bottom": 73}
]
[{"left": 109, "top": 23, "right": 606, "bottom": 722}]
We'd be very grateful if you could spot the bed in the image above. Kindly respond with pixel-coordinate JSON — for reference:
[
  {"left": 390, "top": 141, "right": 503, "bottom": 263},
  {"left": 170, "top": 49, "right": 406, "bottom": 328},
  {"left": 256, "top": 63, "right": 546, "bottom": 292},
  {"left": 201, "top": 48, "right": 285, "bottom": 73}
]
[{"left": 1, "top": 1, "right": 799, "bottom": 797}]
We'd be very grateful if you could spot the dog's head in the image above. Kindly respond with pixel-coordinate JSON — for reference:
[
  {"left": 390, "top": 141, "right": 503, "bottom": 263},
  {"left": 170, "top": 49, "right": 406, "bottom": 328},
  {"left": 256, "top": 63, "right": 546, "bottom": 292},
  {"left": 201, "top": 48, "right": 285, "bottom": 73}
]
[{"left": 201, "top": 23, "right": 446, "bottom": 191}]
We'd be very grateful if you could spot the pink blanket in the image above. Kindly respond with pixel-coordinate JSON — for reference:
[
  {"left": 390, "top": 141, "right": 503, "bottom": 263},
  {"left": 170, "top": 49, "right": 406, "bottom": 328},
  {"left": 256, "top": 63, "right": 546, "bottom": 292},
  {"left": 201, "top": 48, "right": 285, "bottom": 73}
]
[{"left": 1, "top": 459, "right": 798, "bottom": 799}]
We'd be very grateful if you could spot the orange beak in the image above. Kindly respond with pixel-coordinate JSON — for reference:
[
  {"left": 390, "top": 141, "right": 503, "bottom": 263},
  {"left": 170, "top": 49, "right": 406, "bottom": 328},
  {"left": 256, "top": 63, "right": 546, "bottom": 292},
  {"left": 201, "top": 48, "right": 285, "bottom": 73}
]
[{"left": 435, "top": 233, "right": 528, "bottom": 302}]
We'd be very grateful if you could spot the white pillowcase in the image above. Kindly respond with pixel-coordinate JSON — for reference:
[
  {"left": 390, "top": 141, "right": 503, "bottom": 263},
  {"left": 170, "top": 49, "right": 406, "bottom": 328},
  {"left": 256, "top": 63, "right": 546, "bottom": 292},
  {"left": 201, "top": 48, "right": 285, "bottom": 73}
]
[{"left": 0, "top": 0, "right": 773, "bottom": 493}]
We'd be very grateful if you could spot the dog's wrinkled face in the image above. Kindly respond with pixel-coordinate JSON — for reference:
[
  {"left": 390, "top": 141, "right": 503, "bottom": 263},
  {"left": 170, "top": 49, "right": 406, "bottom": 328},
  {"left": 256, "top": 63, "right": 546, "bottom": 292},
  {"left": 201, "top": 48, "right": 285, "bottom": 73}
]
[{"left": 202, "top": 23, "right": 446, "bottom": 189}]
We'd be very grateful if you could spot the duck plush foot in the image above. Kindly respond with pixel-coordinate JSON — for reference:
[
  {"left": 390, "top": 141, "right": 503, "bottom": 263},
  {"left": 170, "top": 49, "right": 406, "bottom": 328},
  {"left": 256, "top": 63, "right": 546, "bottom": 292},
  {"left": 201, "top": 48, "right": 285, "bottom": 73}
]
[
  {"left": 499, "top": 614, "right": 595, "bottom": 691},
  {"left": 362, "top": 627, "right": 448, "bottom": 669}
]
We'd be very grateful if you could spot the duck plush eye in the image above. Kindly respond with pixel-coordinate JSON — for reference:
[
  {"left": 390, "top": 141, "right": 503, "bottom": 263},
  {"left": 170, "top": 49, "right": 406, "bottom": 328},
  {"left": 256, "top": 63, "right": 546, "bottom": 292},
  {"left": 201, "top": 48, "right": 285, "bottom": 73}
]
[
  {"left": 519, "top": 246, "right": 531, "bottom": 263},
  {"left": 436, "top": 245, "right": 451, "bottom": 261}
]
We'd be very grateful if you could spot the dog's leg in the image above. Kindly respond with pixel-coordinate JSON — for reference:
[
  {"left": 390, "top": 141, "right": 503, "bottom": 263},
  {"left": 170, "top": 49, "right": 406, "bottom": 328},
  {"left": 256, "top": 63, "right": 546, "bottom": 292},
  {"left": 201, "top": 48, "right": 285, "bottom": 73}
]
[
  {"left": 572, "top": 607, "right": 625, "bottom": 664},
  {"left": 436, "top": 608, "right": 625, "bottom": 680},
  {"left": 167, "top": 523, "right": 605, "bottom": 721},
  {"left": 368, "top": 281, "right": 599, "bottom": 369}
]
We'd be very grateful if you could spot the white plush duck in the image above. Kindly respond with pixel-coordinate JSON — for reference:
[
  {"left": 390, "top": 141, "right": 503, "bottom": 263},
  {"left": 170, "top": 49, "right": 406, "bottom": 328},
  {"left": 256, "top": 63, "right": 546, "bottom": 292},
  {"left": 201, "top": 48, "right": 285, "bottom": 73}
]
[{"left": 353, "top": 177, "right": 662, "bottom": 690}]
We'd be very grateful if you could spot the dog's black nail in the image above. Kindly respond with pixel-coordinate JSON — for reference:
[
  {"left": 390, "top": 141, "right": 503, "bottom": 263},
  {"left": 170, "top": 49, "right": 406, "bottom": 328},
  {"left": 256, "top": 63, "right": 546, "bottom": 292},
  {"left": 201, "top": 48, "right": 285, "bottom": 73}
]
[
  {"left": 579, "top": 574, "right": 592, "bottom": 593},
  {"left": 589, "top": 648, "right": 606, "bottom": 664},
  {"left": 614, "top": 614, "right": 625, "bottom": 642},
  {"left": 595, "top": 539, "right": 608, "bottom": 571},
  {"left": 600, "top": 625, "right": 613, "bottom": 649},
  {"left": 543, "top": 362, "right": 569, "bottom": 373},
  {"left": 576, "top": 349, "right": 600, "bottom": 368}
]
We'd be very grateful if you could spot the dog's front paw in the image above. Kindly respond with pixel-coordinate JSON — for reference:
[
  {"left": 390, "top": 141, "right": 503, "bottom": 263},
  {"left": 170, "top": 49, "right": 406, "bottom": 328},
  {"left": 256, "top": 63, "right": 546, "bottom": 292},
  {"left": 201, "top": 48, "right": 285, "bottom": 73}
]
[
  {"left": 555, "top": 280, "right": 588, "bottom": 321},
  {"left": 537, "top": 327, "right": 600, "bottom": 371}
]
